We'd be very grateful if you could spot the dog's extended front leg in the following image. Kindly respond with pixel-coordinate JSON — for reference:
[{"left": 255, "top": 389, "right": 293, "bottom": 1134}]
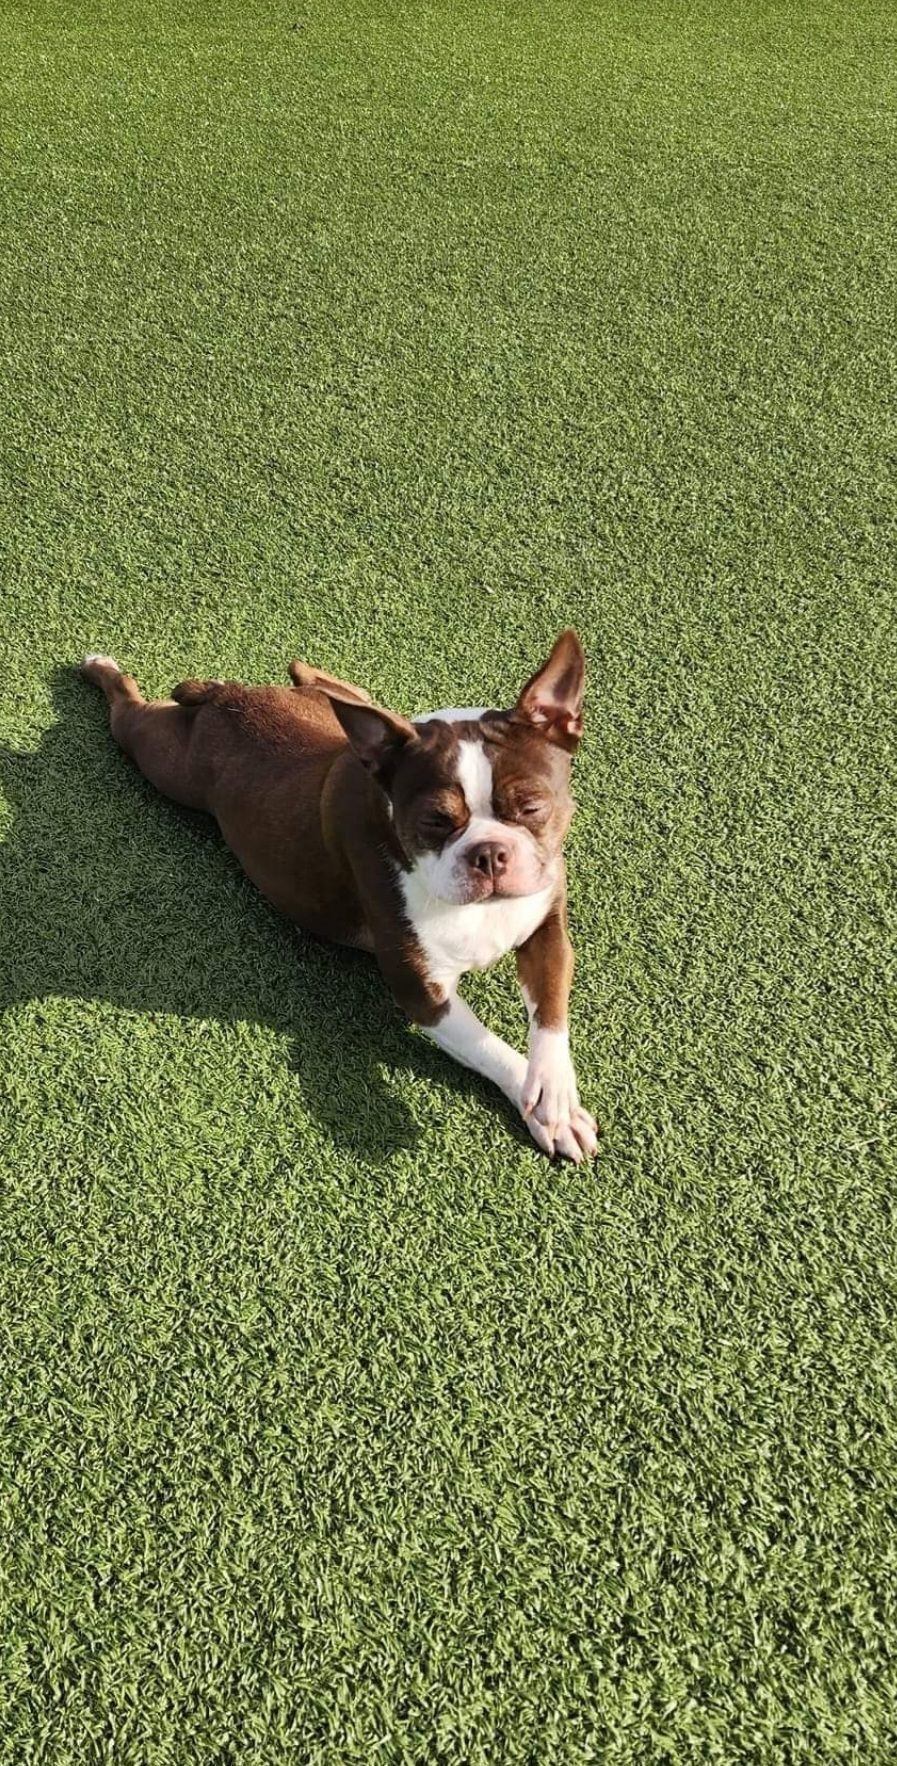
[
  {"left": 422, "top": 990, "right": 527, "bottom": 1111},
  {"left": 373, "top": 921, "right": 590, "bottom": 1164},
  {"left": 422, "top": 981, "right": 590, "bottom": 1163},
  {"left": 375, "top": 943, "right": 531, "bottom": 1147},
  {"left": 376, "top": 944, "right": 528, "bottom": 1115},
  {"left": 516, "top": 907, "right": 599, "bottom": 1163},
  {"left": 424, "top": 988, "right": 594, "bottom": 1163}
]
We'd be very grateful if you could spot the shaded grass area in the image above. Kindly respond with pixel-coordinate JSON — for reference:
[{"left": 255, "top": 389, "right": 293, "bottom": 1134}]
[{"left": 0, "top": 2, "right": 895, "bottom": 1758}]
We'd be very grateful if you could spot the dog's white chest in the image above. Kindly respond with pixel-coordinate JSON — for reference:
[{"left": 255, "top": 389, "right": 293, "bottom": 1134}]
[{"left": 399, "top": 874, "right": 554, "bottom": 987}]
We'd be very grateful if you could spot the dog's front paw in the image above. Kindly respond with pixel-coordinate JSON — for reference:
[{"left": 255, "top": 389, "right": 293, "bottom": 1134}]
[{"left": 521, "top": 1033, "right": 599, "bottom": 1164}]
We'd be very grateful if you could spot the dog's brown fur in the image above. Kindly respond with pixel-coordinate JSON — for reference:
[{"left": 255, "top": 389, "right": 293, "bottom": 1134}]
[{"left": 80, "top": 658, "right": 448, "bottom": 1020}]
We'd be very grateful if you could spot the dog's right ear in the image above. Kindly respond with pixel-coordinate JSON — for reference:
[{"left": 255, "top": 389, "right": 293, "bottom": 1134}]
[{"left": 323, "top": 689, "right": 417, "bottom": 784}]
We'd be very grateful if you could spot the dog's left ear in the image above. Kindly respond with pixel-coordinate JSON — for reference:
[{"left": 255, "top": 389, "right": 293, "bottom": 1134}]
[
  {"left": 511, "top": 629, "right": 585, "bottom": 751},
  {"left": 322, "top": 688, "right": 417, "bottom": 786}
]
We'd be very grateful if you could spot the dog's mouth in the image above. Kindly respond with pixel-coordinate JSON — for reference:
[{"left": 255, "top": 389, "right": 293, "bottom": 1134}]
[{"left": 457, "top": 871, "right": 546, "bottom": 905}]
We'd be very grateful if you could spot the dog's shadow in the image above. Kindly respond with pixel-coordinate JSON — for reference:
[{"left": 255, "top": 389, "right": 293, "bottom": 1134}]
[{"left": 0, "top": 669, "right": 518, "bottom": 1160}]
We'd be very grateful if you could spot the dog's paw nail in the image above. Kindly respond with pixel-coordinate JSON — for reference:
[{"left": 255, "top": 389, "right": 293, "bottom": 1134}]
[
  {"left": 553, "top": 1122, "right": 585, "bottom": 1163},
  {"left": 571, "top": 1106, "right": 600, "bottom": 1157},
  {"left": 525, "top": 1113, "right": 553, "bottom": 1157}
]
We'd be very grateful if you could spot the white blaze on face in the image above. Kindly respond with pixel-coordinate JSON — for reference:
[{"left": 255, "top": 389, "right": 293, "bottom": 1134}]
[
  {"left": 456, "top": 738, "right": 494, "bottom": 820},
  {"left": 410, "top": 732, "right": 546, "bottom": 905}
]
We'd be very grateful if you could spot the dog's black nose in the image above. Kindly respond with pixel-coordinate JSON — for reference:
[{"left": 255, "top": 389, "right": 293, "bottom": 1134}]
[{"left": 467, "top": 840, "right": 509, "bottom": 880}]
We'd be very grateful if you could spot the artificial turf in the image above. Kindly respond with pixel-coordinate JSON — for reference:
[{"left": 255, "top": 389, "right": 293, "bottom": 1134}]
[{"left": 1, "top": 0, "right": 895, "bottom": 1758}]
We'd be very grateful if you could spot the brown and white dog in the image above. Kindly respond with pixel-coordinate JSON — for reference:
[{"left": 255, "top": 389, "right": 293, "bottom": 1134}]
[{"left": 81, "top": 632, "right": 598, "bottom": 1162}]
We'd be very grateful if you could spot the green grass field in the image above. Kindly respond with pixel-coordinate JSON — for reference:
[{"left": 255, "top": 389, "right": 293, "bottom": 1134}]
[{"left": 1, "top": 2, "right": 895, "bottom": 1758}]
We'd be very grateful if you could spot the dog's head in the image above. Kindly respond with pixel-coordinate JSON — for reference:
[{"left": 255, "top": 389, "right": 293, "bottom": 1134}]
[{"left": 326, "top": 630, "right": 585, "bottom": 904}]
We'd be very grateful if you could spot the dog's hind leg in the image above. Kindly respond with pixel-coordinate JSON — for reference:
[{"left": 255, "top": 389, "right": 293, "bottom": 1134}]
[
  {"left": 80, "top": 654, "right": 211, "bottom": 811},
  {"left": 287, "top": 660, "right": 372, "bottom": 705}
]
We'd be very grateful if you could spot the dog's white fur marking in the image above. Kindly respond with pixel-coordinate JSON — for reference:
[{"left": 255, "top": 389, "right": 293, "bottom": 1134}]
[
  {"left": 425, "top": 991, "right": 527, "bottom": 1104},
  {"left": 521, "top": 982, "right": 574, "bottom": 1109},
  {"left": 399, "top": 873, "right": 555, "bottom": 989},
  {"left": 83, "top": 653, "right": 120, "bottom": 672},
  {"left": 524, "top": 1025, "right": 574, "bottom": 1104},
  {"left": 522, "top": 1023, "right": 594, "bottom": 1162},
  {"left": 517, "top": 986, "right": 596, "bottom": 1162},
  {"left": 456, "top": 738, "right": 493, "bottom": 819}
]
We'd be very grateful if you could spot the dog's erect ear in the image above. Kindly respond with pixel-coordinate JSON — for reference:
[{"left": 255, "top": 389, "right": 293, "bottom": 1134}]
[
  {"left": 324, "top": 689, "right": 417, "bottom": 783},
  {"left": 511, "top": 629, "right": 585, "bottom": 751}
]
